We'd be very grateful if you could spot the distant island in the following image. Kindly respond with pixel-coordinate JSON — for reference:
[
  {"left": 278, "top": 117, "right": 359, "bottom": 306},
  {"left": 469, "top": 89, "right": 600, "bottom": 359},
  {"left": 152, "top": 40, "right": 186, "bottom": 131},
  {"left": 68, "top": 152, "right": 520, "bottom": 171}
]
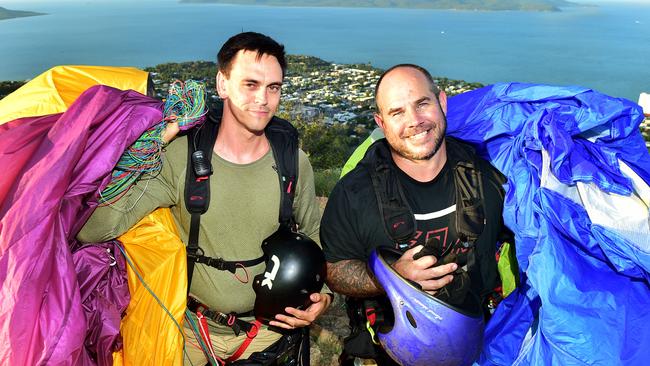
[
  {"left": 179, "top": 0, "right": 579, "bottom": 11},
  {"left": 0, "top": 6, "right": 46, "bottom": 21}
]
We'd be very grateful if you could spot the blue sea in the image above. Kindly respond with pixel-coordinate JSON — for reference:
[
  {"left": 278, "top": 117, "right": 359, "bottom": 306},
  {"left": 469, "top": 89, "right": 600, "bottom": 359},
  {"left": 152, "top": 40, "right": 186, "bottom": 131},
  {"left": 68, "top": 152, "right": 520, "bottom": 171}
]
[{"left": 1, "top": 0, "right": 649, "bottom": 101}]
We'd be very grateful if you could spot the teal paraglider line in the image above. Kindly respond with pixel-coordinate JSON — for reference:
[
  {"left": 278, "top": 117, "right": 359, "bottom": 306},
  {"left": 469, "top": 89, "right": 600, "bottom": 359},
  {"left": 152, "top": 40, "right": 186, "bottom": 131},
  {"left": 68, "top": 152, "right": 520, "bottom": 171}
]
[{"left": 99, "top": 80, "right": 207, "bottom": 205}]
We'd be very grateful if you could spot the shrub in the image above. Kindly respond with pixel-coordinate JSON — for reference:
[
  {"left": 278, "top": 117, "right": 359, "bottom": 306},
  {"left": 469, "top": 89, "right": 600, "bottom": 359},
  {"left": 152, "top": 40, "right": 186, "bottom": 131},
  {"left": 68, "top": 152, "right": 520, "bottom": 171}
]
[{"left": 314, "top": 168, "right": 341, "bottom": 197}]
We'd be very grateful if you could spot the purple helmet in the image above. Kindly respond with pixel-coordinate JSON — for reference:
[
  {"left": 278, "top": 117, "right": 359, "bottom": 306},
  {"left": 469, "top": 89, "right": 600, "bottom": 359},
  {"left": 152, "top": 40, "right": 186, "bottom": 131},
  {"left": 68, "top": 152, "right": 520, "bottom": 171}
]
[{"left": 369, "top": 247, "right": 485, "bottom": 366}]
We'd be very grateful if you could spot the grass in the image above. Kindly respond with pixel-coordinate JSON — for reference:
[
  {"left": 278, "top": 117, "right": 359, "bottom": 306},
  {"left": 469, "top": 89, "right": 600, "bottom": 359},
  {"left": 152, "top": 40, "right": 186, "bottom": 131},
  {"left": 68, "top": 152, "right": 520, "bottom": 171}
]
[{"left": 314, "top": 168, "right": 341, "bottom": 198}]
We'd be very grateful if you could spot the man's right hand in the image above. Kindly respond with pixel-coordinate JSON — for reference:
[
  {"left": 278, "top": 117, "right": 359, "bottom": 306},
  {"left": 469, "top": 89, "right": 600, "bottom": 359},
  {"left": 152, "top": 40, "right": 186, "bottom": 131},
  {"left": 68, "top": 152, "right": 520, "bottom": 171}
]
[
  {"left": 161, "top": 120, "right": 180, "bottom": 144},
  {"left": 391, "top": 245, "right": 457, "bottom": 295}
]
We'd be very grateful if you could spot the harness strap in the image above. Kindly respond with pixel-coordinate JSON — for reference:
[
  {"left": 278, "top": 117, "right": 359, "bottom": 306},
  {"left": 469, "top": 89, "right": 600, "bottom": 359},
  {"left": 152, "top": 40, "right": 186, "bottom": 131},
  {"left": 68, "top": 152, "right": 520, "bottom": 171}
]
[
  {"left": 226, "top": 319, "right": 262, "bottom": 363},
  {"left": 187, "top": 296, "right": 256, "bottom": 337},
  {"left": 189, "top": 250, "right": 265, "bottom": 274},
  {"left": 367, "top": 141, "right": 416, "bottom": 245},
  {"left": 187, "top": 212, "right": 202, "bottom": 292},
  {"left": 196, "top": 311, "right": 221, "bottom": 365}
]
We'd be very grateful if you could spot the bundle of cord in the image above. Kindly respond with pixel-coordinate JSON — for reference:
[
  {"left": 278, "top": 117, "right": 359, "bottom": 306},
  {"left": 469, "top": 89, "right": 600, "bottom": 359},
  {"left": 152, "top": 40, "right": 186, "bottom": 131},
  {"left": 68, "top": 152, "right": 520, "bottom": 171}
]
[
  {"left": 163, "top": 80, "right": 208, "bottom": 131},
  {"left": 99, "top": 80, "right": 207, "bottom": 205}
]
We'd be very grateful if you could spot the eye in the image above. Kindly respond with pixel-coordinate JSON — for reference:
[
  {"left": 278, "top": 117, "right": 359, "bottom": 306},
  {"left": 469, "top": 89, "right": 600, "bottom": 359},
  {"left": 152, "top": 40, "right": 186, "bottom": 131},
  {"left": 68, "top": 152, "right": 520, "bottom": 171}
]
[
  {"left": 268, "top": 85, "right": 282, "bottom": 93},
  {"left": 391, "top": 110, "right": 404, "bottom": 117},
  {"left": 244, "top": 82, "right": 256, "bottom": 89},
  {"left": 417, "top": 102, "right": 429, "bottom": 109}
]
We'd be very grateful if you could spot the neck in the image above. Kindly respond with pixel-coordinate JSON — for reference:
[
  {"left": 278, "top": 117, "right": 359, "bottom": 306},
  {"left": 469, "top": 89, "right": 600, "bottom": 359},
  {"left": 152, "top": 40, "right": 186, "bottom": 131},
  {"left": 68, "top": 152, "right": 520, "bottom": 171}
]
[
  {"left": 214, "top": 113, "right": 270, "bottom": 164},
  {"left": 392, "top": 142, "right": 447, "bottom": 182}
]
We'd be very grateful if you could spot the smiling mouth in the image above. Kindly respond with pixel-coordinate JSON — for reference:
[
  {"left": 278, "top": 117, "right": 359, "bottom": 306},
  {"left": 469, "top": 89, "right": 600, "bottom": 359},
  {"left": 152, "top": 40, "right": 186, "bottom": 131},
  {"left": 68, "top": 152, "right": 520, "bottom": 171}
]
[{"left": 407, "top": 129, "right": 430, "bottom": 139}]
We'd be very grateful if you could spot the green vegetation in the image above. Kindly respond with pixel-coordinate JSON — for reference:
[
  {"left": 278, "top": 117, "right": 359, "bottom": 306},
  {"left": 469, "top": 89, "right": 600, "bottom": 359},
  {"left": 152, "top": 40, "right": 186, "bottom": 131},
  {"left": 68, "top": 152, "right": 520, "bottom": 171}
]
[
  {"left": 0, "top": 6, "right": 45, "bottom": 21},
  {"left": 179, "top": 0, "right": 578, "bottom": 11},
  {"left": 276, "top": 106, "right": 355, "bottom": 167},
  {"left": 285, "top": 55, "right": 332, "bottom": 75},
  {"left": 314, "top": 168, "right": 342, "bottom": 197},
  {"left": 0, "top": 81, "right": 25, "bottom": 99},
  {"left": 144, "top": 61, "right": 218, "bottom": 92}
]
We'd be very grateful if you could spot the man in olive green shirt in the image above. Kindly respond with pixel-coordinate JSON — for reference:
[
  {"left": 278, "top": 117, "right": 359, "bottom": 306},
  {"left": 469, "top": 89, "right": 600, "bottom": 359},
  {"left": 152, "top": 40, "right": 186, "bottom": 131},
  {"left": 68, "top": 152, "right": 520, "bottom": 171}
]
[{"left": 78, "top": 32, "right": 331, "bottom": 365}]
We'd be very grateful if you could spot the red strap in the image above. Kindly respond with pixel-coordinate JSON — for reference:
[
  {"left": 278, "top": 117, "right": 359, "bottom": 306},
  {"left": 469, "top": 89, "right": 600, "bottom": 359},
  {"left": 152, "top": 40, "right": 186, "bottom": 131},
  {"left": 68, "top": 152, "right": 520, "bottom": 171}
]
[
  {"left": 196, "top": 311, "right": 221, "bottom": 364},
  {"left": 365, "top": 307, "right": 377, "bottom": 326},
  {"left": 226, "top": 319, "right": 262, "bottom": 362}
]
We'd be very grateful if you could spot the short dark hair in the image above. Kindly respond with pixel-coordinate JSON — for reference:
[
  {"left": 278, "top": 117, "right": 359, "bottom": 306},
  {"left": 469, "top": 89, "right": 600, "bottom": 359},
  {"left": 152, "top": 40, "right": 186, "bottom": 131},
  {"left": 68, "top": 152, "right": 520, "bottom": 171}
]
[
  {"left": 217, "top": 32, "right": 287, "bottom": 77},
  {"left": 374, "top": 64, "right": 441, "bottom": 112}
]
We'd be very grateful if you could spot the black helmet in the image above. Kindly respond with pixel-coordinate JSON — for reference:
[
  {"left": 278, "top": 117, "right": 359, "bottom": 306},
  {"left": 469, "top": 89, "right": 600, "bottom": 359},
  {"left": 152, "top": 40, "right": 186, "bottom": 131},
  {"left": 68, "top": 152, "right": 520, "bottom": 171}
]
[{"left": 252, "top": 226, "right": 326, "bottom": 321}]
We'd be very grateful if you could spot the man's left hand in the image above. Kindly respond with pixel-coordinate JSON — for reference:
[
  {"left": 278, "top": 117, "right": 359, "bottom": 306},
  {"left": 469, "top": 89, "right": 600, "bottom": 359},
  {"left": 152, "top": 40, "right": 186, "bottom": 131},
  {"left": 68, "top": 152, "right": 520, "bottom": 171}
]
[{"left": 269, "top": 293, "right": 332, "bottom": 330}]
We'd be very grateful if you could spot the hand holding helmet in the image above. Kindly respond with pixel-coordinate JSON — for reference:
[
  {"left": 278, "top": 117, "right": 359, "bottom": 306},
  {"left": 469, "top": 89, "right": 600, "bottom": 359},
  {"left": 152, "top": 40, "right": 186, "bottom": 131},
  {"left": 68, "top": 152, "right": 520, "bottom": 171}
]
[
  {"left": 412, "top": 236, "right": 475, "bottom": 306},
  {"left": 252, "top": 226, "right": 328, "bottom": 327},
  {"left": 391, "top": 245, "right": 458, "bottom": 295},
  {"left": 269, "top": 292, "right": 332, "bottom": 330}
]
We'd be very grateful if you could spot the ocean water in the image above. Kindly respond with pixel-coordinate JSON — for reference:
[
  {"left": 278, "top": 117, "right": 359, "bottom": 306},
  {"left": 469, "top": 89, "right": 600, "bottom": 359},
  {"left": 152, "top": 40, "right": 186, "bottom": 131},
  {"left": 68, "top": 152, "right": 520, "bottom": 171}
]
[{"left": 1, "top": 0, "right": 649, "bottom": 101}]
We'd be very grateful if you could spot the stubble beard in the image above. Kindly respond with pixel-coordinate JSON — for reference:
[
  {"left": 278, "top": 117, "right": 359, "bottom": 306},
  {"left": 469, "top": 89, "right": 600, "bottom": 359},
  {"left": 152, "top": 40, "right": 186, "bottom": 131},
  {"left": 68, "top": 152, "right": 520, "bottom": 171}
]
[
  {"left": 225, "top": 99, "right": 274, "bottom": 135},
  {"left": 390, "top": 118, "right": 447, "bottom": 161}
]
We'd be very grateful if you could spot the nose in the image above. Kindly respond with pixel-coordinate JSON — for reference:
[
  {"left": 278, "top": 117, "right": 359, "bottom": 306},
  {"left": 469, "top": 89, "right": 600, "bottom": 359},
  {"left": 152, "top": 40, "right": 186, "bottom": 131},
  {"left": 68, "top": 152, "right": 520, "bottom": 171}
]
[
  {"left": 255, "top": 88, "right": 267, "bottom": 105},
  {"left": 405, "top": 106, "right": 421, "bottom": 127}
]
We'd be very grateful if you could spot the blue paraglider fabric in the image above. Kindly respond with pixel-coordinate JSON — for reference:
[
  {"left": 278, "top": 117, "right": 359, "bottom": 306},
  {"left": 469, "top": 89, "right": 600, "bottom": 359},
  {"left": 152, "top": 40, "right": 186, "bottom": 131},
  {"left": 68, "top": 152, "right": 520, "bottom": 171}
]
[{"left": 445, "top": 83, "right": 650, "bottom": 366}]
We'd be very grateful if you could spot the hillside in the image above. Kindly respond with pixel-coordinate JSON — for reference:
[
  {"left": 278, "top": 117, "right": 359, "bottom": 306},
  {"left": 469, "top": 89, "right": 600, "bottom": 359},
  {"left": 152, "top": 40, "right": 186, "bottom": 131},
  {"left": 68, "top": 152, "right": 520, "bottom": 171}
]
[
  {"left": 179, "top": 0, "right": 579, "bottom": 11},
  {"left": 0, "top": 6, "right": 45, "bottom": 21}
]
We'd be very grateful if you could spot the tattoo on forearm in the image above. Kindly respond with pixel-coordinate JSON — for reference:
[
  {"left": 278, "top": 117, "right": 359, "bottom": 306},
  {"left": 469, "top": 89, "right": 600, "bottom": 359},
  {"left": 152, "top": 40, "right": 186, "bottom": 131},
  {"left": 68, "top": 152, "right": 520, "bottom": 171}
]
[{"left": 326, "top": 259, "right": 384, "bottom": 297}]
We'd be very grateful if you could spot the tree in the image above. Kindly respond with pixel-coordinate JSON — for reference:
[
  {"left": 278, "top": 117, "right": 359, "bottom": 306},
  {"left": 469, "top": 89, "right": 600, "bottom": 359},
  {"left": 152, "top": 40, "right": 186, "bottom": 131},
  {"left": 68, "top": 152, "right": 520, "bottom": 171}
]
[{"left": 277, "top": 105, "right": 353, "bottom": 171}]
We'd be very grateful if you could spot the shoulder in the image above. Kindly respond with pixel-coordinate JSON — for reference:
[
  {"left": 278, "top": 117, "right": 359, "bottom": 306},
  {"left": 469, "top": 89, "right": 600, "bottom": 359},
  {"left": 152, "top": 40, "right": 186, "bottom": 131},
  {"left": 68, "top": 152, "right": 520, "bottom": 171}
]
[
  {"left": 268, "top": 116, "right": 298, "bottom": 139},
  {"left": 340, "top": 163, "right": 372, "bottom": 191},
  {"left": 296, "top": 148, "right": 314, "bottom": 180},
  {"left": 297, "top": 148, "right": 310, "bottom": 167},
  {"left": 161, "top": 135, "right": 189, "bottom": 170},
  {"left": 446, "top": 137, "right": 505, "bottom": 196},
  {"left": 327, "top": 163, "right": 374, "bottom": 209},
  {"left": 166, "top": 134, "right": 189, "bottom": 154},
  {"left": 476, "top": 156, "right": 506, "bottom": 202},
  {"left": 471, "top": 157, "right": 506, "bottom": 223}
]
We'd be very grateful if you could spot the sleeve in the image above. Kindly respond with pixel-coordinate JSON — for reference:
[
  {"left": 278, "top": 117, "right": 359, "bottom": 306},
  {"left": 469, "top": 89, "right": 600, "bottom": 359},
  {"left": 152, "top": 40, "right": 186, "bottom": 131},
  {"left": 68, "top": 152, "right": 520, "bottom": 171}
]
[
  {"left": 76, "top": 141, "right": 182, "bottom": 243},
  {"left": 294, "top": 149, "right": 333, "bottom": 295},
  {"left": 320, "top": 176, "right": 369, "bottom": 263},
  {"left": 293, "top": 149, "right": 321, "bottom": 245}
]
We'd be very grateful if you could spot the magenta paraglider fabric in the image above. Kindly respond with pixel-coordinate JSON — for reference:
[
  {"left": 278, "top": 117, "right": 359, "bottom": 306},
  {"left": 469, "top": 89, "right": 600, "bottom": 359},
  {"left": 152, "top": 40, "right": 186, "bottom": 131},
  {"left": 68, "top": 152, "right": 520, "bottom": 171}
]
[
  {"left": 72, "top": 241, "right": 130, "bottom": 366},
  {"left": 0, "top": 85, "right": 162, "bottom": 365}
]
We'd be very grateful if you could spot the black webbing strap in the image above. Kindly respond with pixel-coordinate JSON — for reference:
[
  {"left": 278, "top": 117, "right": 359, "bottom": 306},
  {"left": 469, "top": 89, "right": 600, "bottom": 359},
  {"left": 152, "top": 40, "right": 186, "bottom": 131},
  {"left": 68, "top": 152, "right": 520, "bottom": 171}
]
[
  {"left": 186, "top": 213, "right": 202, "bottom": 292},
  {"left": 191, "top": 250, "right": 265, "bottom": 274},
  {"left": 365, "top": 140, "right": 416, "bottom": 244},
  {"left": 187, "top": 296, "right": 255, "bottom": 336},
  {"left": 266, "top": 118, "right": 299, "bottom": 228},
  {"left": 184, "top": 110, "right": 219, "bottom": 293}
]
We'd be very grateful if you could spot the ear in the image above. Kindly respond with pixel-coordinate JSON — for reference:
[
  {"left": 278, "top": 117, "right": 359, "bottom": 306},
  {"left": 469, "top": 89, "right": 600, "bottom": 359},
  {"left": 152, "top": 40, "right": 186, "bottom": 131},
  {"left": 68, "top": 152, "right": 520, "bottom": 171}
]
[
  {"left": 216, "top": 71, "right": 228, "bottom": 99},
  {"left": 438, "top": 90, "right": 448, "bottom": 116},
  {"left": 374, "top": 112, "right": 385, "bottom": 130}
]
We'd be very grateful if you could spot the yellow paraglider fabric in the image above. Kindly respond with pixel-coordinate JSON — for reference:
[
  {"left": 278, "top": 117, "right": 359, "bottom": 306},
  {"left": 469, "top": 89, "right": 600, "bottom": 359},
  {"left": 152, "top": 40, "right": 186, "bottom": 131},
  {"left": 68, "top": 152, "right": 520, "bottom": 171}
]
[
  {"left": 114, "top": 208, "right": 186, "bottom": 366},
  {"left": 0, "top": 65, "right": 149, "bottom": 124},
  {"left": 0, "top": 65, "right": 187, "bottom": 365}
]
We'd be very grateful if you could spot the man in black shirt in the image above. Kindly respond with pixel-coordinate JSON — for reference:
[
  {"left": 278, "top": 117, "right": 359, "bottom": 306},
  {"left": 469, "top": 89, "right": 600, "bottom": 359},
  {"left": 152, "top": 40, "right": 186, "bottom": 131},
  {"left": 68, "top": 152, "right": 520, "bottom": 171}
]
[{"left": 320, "top": 64, "right": 507, "bottom": 365}]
